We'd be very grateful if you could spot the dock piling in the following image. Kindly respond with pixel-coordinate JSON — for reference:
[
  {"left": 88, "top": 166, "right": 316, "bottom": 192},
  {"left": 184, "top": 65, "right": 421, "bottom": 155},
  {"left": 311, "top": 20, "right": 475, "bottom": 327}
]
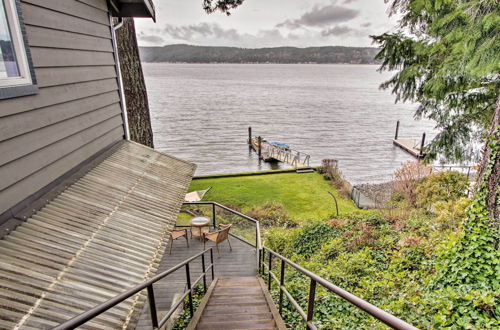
[
  {"left": 395, "top": 121, "right": 400, "bottom": 140},
  {"left": 258, "top": 136, "right": 262, "bottom": 159},
  {"left": 248, "top": 127, "right": 252, "bottom": 146},
  {"left": 419, "top": 133, "right": 426, "bottom": 157}
]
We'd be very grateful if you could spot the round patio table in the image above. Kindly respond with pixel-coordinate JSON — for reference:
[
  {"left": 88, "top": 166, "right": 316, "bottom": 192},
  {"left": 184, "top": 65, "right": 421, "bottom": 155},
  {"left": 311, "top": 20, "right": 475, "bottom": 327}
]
[{"left": 190, "top": 216, "right": 210, "bottom": 240}]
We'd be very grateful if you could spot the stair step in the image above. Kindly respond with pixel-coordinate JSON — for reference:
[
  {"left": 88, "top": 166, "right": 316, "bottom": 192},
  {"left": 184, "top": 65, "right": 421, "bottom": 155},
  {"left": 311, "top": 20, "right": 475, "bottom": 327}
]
[
  {"left": 201, "top": 312, "right": 273, "bottom": 323},
  {"left": 197, "top": 319, "right": 276, "bottom": 329},
  {"left": 209, "top": 297, "right": 267, "bottom": 305}
]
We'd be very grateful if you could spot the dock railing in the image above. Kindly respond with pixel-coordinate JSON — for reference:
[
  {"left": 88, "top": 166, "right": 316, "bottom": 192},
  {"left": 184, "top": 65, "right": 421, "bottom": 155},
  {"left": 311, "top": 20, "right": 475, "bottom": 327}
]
[
  {"left": 54, "top": 248, "right": 215, "bottom": 330},
  {"left": 267, "top": 145, "right": 311, "bottom": 168},
  {"left": 182, "top": 201, "right": 262, "bottom": 265},
  {"left": 260, "top": 247, "right": 418, "bottom": 330}
]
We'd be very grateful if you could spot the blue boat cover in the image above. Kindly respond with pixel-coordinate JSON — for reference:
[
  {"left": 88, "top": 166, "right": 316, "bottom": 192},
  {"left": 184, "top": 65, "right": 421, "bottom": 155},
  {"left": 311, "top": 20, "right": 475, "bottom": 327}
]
[{"left": 270, "top": 142, "right": 290, "bottom": 149}]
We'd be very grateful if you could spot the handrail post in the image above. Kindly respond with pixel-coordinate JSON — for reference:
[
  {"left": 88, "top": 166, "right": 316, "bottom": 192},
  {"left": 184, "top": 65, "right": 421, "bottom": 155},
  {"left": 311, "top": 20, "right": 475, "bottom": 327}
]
[
  {"left": 268, "top": 252, "right": 272, "bottom": 290},
  {"left": 185, "top": 264, "right": 194, "bottom": 317},
  {"left": 210, "top": 248, "right": 215, "bottom": 280},
  {"left": 260, "top": 249, "right": 265, "bottom": 275},
  {"left": 279, "top": 259, "right": 285, "bottom": 315},
  {"left": 306, "top": 279, "right": 317, "bottom": 329},
  {"left": 147, "top": 285, "right": 159, "bottom": 328},
  {"left": 201, "top": 252, "right": 207, "bottom": 293},
  {"left": 212, "top": 203, "right": 216, "bottom": 229}
]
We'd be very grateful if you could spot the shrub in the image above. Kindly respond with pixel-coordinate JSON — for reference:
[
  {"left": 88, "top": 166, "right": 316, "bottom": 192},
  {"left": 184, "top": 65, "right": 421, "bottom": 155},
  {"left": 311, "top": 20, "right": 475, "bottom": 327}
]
[
  {"left": 263, "top": 227, "right": 298, "bottom": 256},
  {"left": 393, "top": 161, "right": 432, "bottom": 207},
  {"left": 415, "top": 171, "right": 469, "bottom": 209},
  {"left": 293, "top": 222, "right": 336, "bottom": 257},
  {"left": 246, "top": 201, "right": 296, "bottom": 228},
  {"left": 433, "top": 197, "right": 470, "bottom": 229}
]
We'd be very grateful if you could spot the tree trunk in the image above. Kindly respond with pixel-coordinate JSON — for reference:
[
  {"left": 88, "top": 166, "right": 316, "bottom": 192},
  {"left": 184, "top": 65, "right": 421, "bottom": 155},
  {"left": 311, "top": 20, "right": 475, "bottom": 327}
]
[
  {"left": 115, "top": 18, "right": 154, "bottom": 148},
  {"left": 476, "top": 96, "right": 500, "bottom": 228}
]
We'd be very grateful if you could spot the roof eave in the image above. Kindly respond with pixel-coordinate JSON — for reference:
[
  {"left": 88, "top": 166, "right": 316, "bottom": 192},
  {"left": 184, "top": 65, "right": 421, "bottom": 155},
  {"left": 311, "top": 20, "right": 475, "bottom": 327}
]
[{"left": 109, "top": 0, "right": 156, "bottom": 22}]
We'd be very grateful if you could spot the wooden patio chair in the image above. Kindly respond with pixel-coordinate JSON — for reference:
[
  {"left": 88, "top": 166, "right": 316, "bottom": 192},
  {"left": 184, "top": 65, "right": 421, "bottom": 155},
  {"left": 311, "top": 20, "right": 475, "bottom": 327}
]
[
  {"left": 202, "top": 224, "right": 232, "bottom": 256},
  {"left": 169, "top": 228, "right": 189, "bottom": 254}
]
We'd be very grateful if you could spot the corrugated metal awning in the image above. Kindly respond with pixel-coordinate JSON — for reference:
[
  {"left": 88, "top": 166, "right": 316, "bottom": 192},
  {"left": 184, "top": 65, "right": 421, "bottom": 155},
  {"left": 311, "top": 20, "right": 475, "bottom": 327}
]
[{"left": 0, "top": 141, "right": 196, "bottom": 329}]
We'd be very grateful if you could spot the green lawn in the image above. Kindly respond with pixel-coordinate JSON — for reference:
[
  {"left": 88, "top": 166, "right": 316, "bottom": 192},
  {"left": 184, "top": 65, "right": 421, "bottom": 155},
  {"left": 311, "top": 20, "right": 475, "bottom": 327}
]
[{"left": 188, "top": 172, "right": 361, "bottom": 221}]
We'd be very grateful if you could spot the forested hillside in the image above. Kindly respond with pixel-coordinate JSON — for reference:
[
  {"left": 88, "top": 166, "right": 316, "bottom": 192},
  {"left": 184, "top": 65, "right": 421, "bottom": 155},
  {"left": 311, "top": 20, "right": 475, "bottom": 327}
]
[{"left": 139, "top": 44, "right": 379, "bottom": 64}]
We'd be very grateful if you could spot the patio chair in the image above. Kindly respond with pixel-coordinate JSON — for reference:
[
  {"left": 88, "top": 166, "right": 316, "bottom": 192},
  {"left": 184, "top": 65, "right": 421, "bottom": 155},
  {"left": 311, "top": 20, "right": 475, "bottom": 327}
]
[
  {"left": 169, "top": 228, "right": 189, "bottom": 254},
  {"left": 202, "top": 224, "right": 232, "bottom": 256}
]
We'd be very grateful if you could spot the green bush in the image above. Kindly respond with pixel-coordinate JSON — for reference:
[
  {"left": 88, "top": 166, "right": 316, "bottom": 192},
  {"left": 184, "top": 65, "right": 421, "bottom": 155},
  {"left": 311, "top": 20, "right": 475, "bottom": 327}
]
[
  {"left": 416, "top": 171, "right": 469, "bottom": 209},
  {"left": 246, "top": 201, "right": 297, "bottom": 228},
  {"left": 292, "top": 222, "right": 336, "bottom": 257}
]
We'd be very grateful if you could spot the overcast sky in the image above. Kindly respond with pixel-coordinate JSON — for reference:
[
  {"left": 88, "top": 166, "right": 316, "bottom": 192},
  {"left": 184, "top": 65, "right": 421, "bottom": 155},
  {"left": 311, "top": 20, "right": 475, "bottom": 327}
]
[{"left": 134, "top": 0, "right": 400, "bottom": 48}]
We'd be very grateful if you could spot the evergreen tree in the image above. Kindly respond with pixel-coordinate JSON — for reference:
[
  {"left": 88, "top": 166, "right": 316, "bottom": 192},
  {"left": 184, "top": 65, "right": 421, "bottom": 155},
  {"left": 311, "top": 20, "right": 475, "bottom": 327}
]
[{"left": 372, "top": 0, "right": 499, "bottom": 163}]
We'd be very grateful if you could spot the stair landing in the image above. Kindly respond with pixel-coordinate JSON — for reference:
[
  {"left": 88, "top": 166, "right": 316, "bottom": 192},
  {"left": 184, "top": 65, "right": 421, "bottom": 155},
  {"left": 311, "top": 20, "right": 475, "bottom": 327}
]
[{"left": 188, "top": 277, "right": 286, "bottom": 330}]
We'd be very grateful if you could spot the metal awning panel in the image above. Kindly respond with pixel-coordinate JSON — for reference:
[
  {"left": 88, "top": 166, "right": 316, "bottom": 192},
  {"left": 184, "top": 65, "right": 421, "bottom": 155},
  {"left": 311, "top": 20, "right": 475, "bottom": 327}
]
[{"left": 0, "top": 141, "right": 196, "bottom": 329}]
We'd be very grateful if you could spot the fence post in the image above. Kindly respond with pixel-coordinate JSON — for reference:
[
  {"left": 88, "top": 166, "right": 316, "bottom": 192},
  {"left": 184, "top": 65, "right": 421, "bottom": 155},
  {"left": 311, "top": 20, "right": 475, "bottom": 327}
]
[
  {"left": 147, "top": 285, "right": 159, "bottom": 328},
  {"left": 212, "top": 203, "right": 216, "bottom": 228},
  {"left": 306, "top": 279, "right": 317, "bottom": 329},
  {"left": 185, "top": 264, "right": 194, "bottom": 317},
  {"left": 210, "top": 249, "right": 215, "bottom": 280},
  {"left": 268, "top": 253, "right": 272, "bottom": 290},
  {"left": 201, "top": 252, "right": 207, "bottom": 293},
  {"left": 279, "top": 259, "right": 285, "bottom": 315}
]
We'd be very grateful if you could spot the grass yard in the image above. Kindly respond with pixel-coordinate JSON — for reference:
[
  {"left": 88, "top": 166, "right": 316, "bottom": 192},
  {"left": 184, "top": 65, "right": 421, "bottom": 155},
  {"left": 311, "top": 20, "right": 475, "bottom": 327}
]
[{"left": 188, "top": 172, "right": 361, "bottom": 221}]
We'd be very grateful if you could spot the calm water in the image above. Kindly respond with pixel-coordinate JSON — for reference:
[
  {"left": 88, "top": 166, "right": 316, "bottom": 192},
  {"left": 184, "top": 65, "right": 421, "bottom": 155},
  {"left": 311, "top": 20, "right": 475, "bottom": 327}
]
[{"left": 143, "top": 63, "right": 436, "bottom": 184}]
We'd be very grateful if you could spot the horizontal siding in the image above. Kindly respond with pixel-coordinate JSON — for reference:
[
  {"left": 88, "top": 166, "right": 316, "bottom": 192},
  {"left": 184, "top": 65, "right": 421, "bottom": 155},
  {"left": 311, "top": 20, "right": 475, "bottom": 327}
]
[
  {"left": 23, "top": 0, "right": 110, "bottom": 25},
  {"left": 0, "top": 128, "right": 124, "bottom": 214},
  {"left": 35, "top": 66, "right": 117, "bottom": 88},
  {"left": 31, "top": 48, "right": 115, "bottom": 67},
  {"left": 77, "top": 0, "right": 109, "bottom": 12},
  {"left": 0, "top": 103, "right": 121, "bottom": 166},
  {"left": 0, "top": 79, "right": 118, "bottom": 117},
  {"left": 21, "top": 3, "right": 110, "bottom": 38},
  {"left": 0, "top": 116, "right": 123, "bottom": 191},
  {"left": 26, "top": 26, "right": 113, "bottom": 52},
  {"left": 0, "top": 0, "right": 124, "bottom": 215}
]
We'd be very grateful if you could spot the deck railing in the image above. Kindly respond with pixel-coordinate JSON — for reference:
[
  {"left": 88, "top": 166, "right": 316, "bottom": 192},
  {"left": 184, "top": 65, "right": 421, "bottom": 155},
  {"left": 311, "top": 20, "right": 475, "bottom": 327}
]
[
  {"left": 54, "top": 248, "right": 215, "bottom": 330},
  {"left": 260, "top": 247, "right": 418, "bottom": 330},
  {"left": 182, "top": 201, "right": 262, "bottom": 264}
]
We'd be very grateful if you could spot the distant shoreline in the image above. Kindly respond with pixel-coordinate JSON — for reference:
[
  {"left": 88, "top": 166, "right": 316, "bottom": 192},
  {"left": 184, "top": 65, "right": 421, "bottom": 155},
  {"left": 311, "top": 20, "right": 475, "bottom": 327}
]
[
  {"left": 141, "top": 61, "right": 379, "bottom": 65},
  {"left": 139, "top": 44, "right": 380, "bottom": 65}
]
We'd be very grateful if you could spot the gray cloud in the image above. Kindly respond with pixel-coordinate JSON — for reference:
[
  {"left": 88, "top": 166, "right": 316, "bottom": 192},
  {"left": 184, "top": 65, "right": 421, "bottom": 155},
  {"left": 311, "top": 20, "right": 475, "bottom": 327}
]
[
  {"left": 321, "top": 26, "right": 354, "bottom": 36},
  {"left": 138, "top": 33, "right": 165, "bottom": 44},
  {"left": 361, "top": 22, "right": 371, "bottom": 27},
  {"left": 277, "top": 3, "right": 360, "bottom": 29},
  {"left": 161, "top": 22, "right": 241, "bottom": 41}
]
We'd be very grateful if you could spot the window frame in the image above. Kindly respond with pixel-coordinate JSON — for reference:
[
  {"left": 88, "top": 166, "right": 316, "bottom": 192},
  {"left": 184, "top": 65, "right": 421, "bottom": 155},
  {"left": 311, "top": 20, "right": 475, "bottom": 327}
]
[{"left": 0, "top": 0, "right": 37, "bottom": 99}]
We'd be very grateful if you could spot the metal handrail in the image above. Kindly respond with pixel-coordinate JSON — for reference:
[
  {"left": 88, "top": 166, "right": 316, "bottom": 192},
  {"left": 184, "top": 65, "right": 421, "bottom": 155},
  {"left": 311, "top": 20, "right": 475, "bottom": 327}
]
[
  {"left": 183, "top": 201, "right": 262, "bottom": 270},
  {"left": 260, "top": 247, "right": 418, "bottom": 330},
  {"left": 54, "top": 248, "right": 215, "bottom": 330}
]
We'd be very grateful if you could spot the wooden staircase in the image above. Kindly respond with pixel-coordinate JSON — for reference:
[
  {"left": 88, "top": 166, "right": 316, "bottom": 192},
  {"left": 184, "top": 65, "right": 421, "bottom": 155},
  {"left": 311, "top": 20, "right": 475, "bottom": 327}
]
[{"left": 187, "top": 277, "right": 286, "bottom": 330}]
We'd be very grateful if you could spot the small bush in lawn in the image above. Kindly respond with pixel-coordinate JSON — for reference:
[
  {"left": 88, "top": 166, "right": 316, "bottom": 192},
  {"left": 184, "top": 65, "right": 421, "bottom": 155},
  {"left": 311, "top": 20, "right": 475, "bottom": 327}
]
[{"left": 246, "top": 201, "right": 296, "bottom": 228}]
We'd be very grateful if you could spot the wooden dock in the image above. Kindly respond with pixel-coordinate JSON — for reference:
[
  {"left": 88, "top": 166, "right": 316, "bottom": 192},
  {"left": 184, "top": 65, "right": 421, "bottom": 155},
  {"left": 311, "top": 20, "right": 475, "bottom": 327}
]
[
  {"left": 248, "top": 131, "right": 313, "bottom": 172},
  {"left": 392, "top": 121, "right": 426, "bottom": 159},
  {"left": 393, "top": 138, "right": 425, "bottom": 159}
]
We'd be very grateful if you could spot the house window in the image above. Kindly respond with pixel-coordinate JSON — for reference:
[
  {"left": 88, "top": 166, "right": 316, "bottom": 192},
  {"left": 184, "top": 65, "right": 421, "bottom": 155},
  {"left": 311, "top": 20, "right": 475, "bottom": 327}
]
[{"left": 0, "top": 0, "right": 37, "bottom": 99}]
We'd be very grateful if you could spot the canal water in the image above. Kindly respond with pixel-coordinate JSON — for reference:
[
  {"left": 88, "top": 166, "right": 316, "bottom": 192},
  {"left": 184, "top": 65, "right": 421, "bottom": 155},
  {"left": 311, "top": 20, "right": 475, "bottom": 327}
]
[{"left": 143, "top": 63, "right": 436, "bottom": 184}]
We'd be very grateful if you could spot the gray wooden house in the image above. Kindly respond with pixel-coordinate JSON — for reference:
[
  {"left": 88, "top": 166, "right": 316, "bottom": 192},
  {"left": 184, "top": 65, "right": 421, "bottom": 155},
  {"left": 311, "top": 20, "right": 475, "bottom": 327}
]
[{"left": 0, "top": 0, "right": 198, "bottom": 328}]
